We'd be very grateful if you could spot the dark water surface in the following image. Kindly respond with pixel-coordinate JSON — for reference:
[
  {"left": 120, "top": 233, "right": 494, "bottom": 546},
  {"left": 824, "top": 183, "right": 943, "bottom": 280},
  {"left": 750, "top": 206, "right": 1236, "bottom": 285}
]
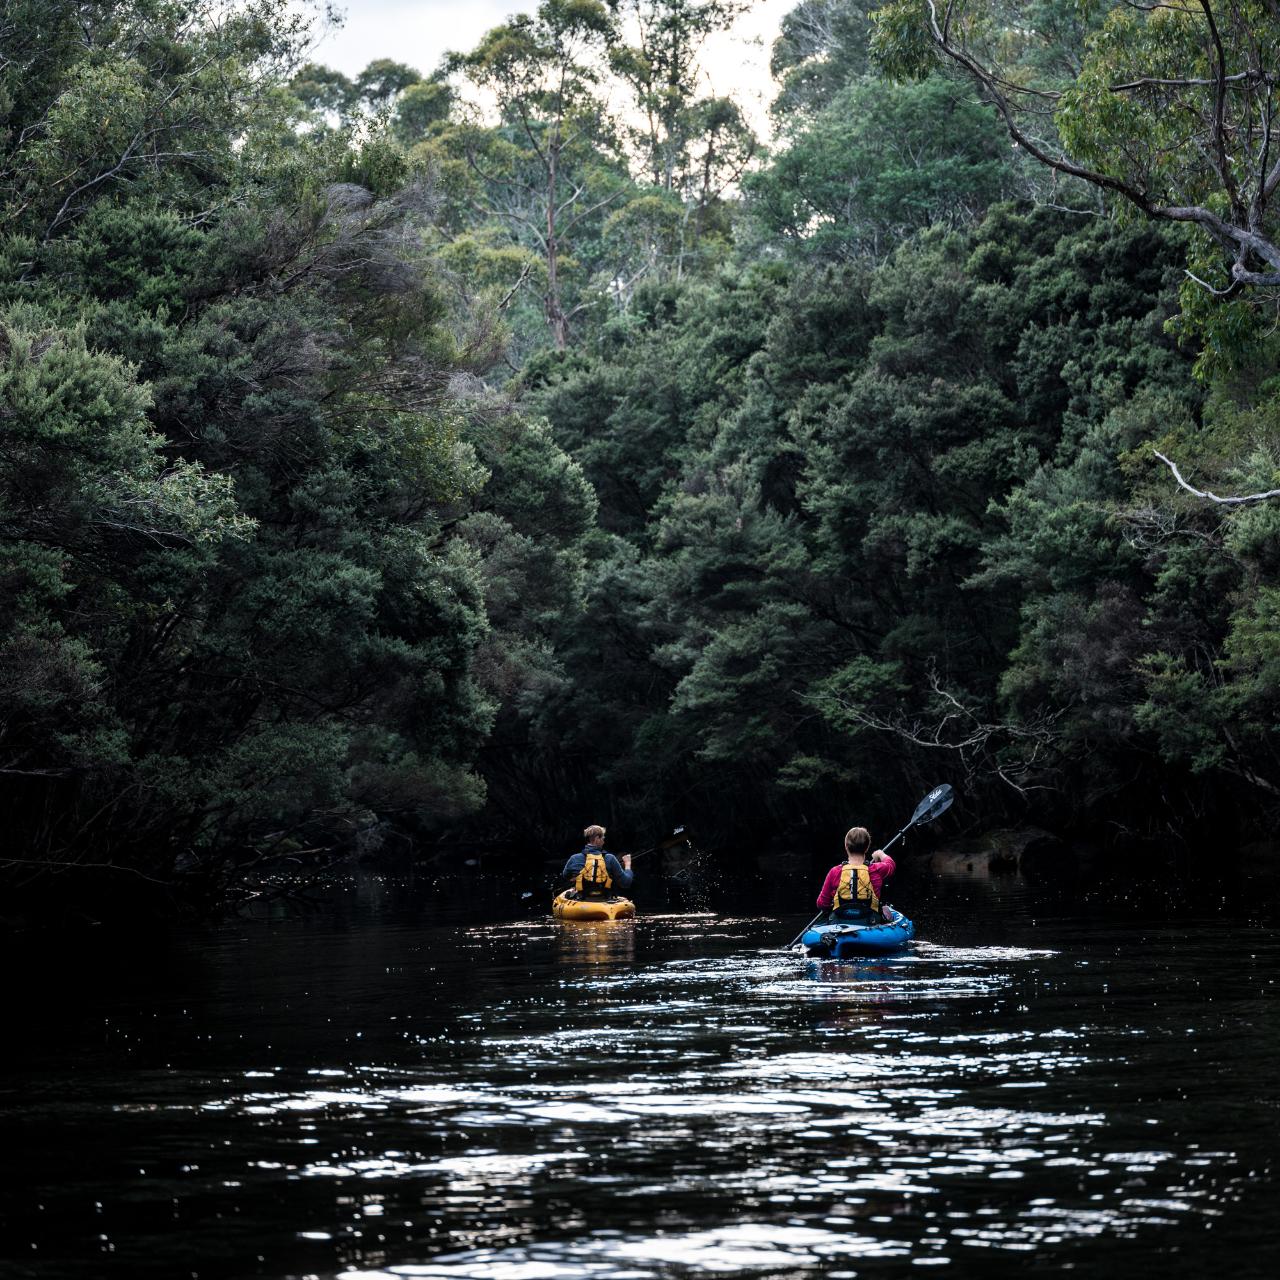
[{"left": 2, "top": 873, "right": 1277, "bottom": 1279}]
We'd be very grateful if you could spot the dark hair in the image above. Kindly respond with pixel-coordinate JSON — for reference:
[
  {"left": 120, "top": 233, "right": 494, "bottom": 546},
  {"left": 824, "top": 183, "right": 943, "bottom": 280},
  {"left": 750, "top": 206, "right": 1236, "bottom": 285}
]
[{"left": 844, "top": 826, "right": 871, "bottom": 856}]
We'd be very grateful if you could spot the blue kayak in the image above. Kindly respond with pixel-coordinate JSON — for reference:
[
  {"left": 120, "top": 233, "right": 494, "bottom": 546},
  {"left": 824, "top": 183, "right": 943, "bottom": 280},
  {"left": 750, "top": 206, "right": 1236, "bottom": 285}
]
[{"left": 800, "top": 907, "right": 914, "bottom": 958}]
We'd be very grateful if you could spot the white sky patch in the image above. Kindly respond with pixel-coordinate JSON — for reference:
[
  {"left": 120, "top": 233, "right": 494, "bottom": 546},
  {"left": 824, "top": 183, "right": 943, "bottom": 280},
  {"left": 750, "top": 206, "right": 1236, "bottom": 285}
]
[{"left": 305, "top": 0, "right": 794, "bottom": 140}]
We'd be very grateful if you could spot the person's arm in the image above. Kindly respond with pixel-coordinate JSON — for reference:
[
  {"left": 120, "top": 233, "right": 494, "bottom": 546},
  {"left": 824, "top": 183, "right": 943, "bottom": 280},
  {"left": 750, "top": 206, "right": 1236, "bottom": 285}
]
[
  {"left": 869, "top": 853, "right": 895, "bottom": 894},
  {"left": 559, "top": 854, "right": 583, "bottom": 888},
  {"left": 606, "top": 853, "right": 634, "bottom": 892},
  {"left": 816, "top": 866, "right": 840, "bottom": 910}
]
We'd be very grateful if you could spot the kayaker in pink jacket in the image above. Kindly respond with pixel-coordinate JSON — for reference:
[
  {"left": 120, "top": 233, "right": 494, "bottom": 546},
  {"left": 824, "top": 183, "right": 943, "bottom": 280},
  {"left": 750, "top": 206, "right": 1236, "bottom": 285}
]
[{"left": 816, "top": 827, "right": 895, "bottom": 922}]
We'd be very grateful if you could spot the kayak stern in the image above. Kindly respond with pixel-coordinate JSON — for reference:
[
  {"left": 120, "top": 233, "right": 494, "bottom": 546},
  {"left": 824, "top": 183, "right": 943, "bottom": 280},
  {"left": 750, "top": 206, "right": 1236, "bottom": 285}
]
[
  {"left": 801, "top": 908, "right": 914, "bottom": 958},
  {"left": 553, "top": 892, "right": 636, "bottom": 922}
]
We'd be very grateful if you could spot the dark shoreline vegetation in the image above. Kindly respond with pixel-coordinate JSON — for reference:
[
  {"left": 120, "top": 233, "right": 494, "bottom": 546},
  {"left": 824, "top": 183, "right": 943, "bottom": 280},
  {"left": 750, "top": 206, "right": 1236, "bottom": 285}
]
[{"left": 3, "top": 1, "right": 1280, "bottom": 926}]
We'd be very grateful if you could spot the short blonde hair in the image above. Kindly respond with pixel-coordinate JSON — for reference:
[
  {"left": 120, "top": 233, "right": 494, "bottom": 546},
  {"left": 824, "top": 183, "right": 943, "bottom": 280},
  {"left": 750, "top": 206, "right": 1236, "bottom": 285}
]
[
  {"left": 583, "top": 824, "right": 606, "bottom": 841},
  {"left": 844, "top": 826, "right": 871, "bottom": 855}
]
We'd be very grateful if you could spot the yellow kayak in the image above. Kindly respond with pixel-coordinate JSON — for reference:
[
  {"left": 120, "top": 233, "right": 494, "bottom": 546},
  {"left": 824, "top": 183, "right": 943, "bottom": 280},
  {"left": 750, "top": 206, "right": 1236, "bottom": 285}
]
[{"left": 552, "top": 892, "right": 636, "bottom": 921}]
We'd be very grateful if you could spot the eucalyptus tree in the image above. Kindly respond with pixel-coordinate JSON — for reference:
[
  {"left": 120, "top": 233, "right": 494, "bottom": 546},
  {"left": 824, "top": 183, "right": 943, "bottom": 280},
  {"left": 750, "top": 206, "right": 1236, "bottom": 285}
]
[
  {"left": 608, "top": 1, "right": 747, "bottom": 187},
  {"left": 607, "top": 2, "right": 756, "bottom": 269},
  {"left": 447, "top": 0, "right": 622, "bottom": 349},
  {"left": 769, "top": 0, "right": 879, "bottom": 120},
  {"left": 290, "top": 58, "right": 453, "bottom": 145},
  {"left": 871, "top": 2, "right": 1280, "bottom": 345}
]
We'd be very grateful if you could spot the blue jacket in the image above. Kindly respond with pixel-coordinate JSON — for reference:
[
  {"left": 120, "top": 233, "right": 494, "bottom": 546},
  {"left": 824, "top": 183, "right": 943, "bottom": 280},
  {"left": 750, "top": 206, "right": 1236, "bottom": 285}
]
[{"left": 560, "top": 847, "right": 634, "bottom": 893}]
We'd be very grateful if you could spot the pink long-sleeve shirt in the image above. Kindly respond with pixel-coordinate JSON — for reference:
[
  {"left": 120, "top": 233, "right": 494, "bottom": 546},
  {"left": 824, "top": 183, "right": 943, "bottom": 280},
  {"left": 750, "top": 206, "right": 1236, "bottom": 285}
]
[{"left": 816, "top": 855, "right": 896, "bottom": 910}]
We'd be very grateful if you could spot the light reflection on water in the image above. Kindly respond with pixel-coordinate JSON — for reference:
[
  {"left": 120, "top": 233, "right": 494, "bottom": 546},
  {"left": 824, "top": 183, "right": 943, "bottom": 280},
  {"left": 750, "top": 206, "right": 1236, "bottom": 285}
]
[
  {"left": 337, "top": 1222, "right": 914, "bottom": 1278},
  {"left": 2, "top": 880, "right": 1277, "bottom": 1279}
]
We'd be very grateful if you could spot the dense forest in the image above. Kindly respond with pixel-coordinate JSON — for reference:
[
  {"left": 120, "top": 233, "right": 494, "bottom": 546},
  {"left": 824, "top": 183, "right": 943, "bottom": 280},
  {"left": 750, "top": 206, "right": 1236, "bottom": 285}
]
[{"left": 3, "top": 0, "right": 1280, "bottom": 914}]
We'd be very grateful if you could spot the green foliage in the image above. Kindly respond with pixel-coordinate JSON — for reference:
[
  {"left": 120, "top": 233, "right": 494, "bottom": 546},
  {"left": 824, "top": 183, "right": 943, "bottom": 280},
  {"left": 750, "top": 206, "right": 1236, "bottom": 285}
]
[
  {"left": 608, "top": 2, "right": 755, "bottom": 203},
  {"left": 411, "top": 1, "right": 760, "bottom": 359},
  {"left": 439, "top": 1, "right": 626, "bottom": 349},
  {"left": 289, "top": 54, "right": 456, "bottom": 152},
  {"left": 515, "top": 200, "right": 1244, "bottom": 841},
  {"left": 11, "top": 0, "right": 1280, "bottom": 898},
  {"left": 0, "top": 1, "right": 604, "bottom": 902},
  {"left": 417, "top": 111, "right": 632, "bottom": 355},
  {"left": 392, "top": 80, "right": 455, "bottom": 145},
  {"left": 809, "top": 656, "right": 909, "bottom": 734},
  {"left": 872, "top": 2, "right": 1280, "bottom": 362},
  {"left": 771, "top": 0, "right": 878, "bottom": 119},
  {"left": 522, "top": 268, "right": 787, "bottom": 533},
  {"left": 290, "top": 62, "right": 356, "bottom": 117},
  {"left": 748, "top": 76, "right": 1018, "bottom": 259}
]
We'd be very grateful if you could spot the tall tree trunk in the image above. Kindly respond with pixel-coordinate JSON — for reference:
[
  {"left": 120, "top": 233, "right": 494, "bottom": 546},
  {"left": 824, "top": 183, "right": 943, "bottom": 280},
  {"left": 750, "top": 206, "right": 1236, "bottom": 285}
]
[{"left": 545, "top": 139, "right": 568, "bottom": 350}]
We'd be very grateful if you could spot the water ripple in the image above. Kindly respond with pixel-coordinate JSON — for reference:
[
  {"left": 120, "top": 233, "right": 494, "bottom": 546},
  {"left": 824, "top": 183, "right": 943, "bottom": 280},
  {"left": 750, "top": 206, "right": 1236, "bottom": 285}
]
[{"left": 337, "top": 1223, "right": 916, "bottom": 1278}]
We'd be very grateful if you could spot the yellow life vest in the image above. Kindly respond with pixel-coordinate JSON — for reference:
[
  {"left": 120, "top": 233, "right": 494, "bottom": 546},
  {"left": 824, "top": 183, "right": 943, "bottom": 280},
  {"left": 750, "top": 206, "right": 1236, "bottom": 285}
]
[
  {"left": 575, "top": 850, "right": 612, "bottom": 897},
  {"left": 835, "top": 863, "right": 879, "bottom": 914}
]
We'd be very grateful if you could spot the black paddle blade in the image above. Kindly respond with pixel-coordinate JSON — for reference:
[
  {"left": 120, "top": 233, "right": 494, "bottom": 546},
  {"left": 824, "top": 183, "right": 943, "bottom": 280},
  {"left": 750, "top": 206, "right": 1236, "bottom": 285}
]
[{"left": 911, "top": 783, "right": 954, "bottom": 826}]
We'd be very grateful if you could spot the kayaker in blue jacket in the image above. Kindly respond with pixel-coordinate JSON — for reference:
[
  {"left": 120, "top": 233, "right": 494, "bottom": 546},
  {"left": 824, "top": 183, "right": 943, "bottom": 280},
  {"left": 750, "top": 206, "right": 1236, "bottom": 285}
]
[{"left": 560, "top": 824, "right": 634, "bottom": 898}]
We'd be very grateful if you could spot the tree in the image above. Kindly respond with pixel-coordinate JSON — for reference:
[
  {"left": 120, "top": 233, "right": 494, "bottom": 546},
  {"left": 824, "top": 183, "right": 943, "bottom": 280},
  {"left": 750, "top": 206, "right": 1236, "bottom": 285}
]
[
  {"left": 871, "top": 2, "right": 1280, "bottom": 300},
  {"left": 770, "top": 0, "right": 879, "bottom": 120},
  {"left": 3, "top": 0, "right": 308, "bottom": 239},
  {"left": 290, "top": 61, "right": 356, "bottom": 118},
  {"left": 608, "top": 3, "right": 756, "bottom": 265},
  {"left": 0, "top": 1, "right": 588, "bottom": 907},
  {"left": 354, "top": 58, "right": 421, "bottom": 109},
  {"left": 519, "top": 201, "right": 1238, "bottom": 842},
  {"left": 747, "top": 74, "right": 1018, "bottom": 259},
  {"left": 608, "top": 1, "right": 747, "bottom": 187},
  {"left": 448, "top": 0, "right": 621, "bottom": 349},
  {"left": 392, "top": 79, "right": 455, "bottom": 146},
  {"left": 289, "top": 58, "right": 453, "bottom": 145}
]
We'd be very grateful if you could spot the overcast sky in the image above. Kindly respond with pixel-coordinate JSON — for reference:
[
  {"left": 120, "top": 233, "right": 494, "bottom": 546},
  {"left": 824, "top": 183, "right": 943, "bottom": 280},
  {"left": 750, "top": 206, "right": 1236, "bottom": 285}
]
[{"left": 307, "top": 0, "right": 794, "bottom": 135}]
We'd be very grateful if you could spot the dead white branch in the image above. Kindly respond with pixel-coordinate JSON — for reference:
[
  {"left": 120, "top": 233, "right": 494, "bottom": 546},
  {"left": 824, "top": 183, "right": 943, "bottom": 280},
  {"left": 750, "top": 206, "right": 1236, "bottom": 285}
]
[
  {"left": 1154, "top": 451, "right": 1280, "bottom": 504},
  {"left": 829, "top": 668, "right": 1061, "bottom": 796}
]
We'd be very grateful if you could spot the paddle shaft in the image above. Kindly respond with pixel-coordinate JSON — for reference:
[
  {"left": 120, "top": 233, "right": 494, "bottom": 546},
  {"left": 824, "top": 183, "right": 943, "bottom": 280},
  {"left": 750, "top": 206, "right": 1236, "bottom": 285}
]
[{"left": 627, "top": 829, "right": 689, "bottom": 862}]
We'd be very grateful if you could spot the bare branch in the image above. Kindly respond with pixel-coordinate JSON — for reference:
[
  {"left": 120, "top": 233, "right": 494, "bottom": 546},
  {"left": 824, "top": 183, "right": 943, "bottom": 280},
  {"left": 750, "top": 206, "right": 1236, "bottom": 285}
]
[
  {"left": 1184, "top": 267, "right": 1244, "bottom": 297},
  {"left": 917, "top": 0, "right": 1280, "bottom": 290},
  {"left": 558, "top": 187, "right": 624, "bottom": 236},
  {"left": 825, "top": 666, "right": 1061, "bottom": 796},
  {"left": 496, "top": 259, "right": 534, "bottom": 310},
  {"left": 1111, "top": 71, "right": 1255, "bottom": 91},
  {"left": 1154, "top": 450, "right": 1280, "bottom": 503},
  {"left": 1199, "top": 1, "right": 1246, "bottom": 222},
  {"left": 0, "top": 855, "right": 172, "bottom": 885}
]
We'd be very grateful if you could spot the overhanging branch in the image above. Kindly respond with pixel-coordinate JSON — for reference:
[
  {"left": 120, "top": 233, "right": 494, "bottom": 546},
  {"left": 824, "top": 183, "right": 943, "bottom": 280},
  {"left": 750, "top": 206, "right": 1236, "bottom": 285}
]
[
  {"left": 1154, "top": 450, "right": 1280, "bottom": 503},
  {"left": 917, "top": 0, "right": 1280, "bottom": 290}
]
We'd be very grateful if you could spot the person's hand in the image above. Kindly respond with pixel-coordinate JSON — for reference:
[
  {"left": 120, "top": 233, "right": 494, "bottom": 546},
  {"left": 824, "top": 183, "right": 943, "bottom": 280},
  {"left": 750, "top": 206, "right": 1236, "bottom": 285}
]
[
  {"left": 622, "top": 854, "right": 632, "bottom": 869},
  {"left": 869, "top": 850, "right": 886, "bottom": 863}
]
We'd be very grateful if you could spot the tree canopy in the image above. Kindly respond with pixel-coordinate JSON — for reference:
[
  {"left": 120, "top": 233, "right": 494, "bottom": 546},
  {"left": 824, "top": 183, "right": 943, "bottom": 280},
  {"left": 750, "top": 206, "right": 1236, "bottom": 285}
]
[
  {"left": 4, "top": 0, "right": 1280, "bottom": 914},
  {"left": 870, "top": 2, "right": 1280, "bottom": 356}
]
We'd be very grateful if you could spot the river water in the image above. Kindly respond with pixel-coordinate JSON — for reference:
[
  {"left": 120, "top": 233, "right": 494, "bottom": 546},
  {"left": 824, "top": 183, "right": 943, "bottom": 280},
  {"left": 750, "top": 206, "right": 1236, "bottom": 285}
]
[{"left": 1, "top": 870, "right": 1277, "bottom": 1279}]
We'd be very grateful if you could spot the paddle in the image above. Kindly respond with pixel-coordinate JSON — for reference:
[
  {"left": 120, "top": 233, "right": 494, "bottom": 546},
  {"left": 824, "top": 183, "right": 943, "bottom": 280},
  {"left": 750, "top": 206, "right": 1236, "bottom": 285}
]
[
  {"left": 627, "top": 826, "right": 688, "bottom": 862},
  {"left": 786, "top": 784, "right": 955, "bottom": 948}
]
